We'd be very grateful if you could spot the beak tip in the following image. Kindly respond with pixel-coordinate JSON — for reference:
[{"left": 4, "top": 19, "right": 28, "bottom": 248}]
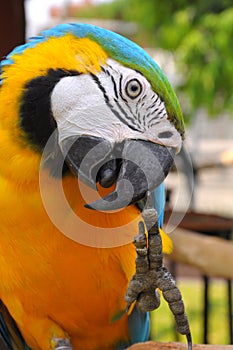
[
  {"left": 83, "top": 143, "right": 176, "bottom": 212},
  {"left": 84, "top": 190, "right": 123, "bottom": 211},
  {"left": 84, "top": 203, "right": 96, "bottom": 210}
]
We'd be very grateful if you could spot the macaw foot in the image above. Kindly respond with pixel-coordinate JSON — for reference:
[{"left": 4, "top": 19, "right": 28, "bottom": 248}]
[
  {"left": 125, "top": 207, "right": 192, "bottom": 350},
  {"left": 51, "top": 337, "right": 74, "bottom": 350}
]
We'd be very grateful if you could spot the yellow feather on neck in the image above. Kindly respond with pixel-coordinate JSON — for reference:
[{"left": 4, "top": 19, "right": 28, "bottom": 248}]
[{"left": 0, "top": 35, "right": 108, "bottom": 188}]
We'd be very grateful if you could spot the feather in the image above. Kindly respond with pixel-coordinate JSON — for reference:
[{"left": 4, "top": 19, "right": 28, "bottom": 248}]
[
  {"left": 128, "top": 306, "right": 150, "bottom": 345},
  {"left": 0, "top": 301, "right": 31, "bottom": 350},
  {"left": 0, "top": 24, "right": 184, "bottom": 136}
]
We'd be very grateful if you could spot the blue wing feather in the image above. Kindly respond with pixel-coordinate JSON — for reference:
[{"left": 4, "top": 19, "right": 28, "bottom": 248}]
[
  {"left": 128, "top": 306, "right": 150, "bottom": 345},
  {"left": 152, "top": 182, "right": 165, "bottom": 228}
]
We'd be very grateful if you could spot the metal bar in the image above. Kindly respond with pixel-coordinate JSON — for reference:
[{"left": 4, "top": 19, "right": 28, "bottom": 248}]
[
  {"left": 203, "top": 275, "right": 209, "bottom": 344},
  {"left": 227, "top": 280, "right": 233, "bottom": 344}
]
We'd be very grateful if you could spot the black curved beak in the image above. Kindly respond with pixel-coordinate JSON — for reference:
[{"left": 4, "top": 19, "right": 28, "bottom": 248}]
[
  {"left": 62, "top": 136, "right": 175, "bottom": 211},
  {"left": 85, "top": 140, "right": 175, "bottom": 210},
  {"left": 62, "top": 135, "right": 113, "bottom": 189},
  {"left": 62, "top": 135, "right": 175, "bottom": 210}
]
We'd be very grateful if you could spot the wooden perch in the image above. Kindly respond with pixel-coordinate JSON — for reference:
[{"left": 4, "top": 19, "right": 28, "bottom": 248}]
[
  {"left": 127, "top": 341, "right": 231, "bottom": 349},
  {"left": 168, "top": 228, "right": 233, "bottom": 279},
  {"left": 220, "top": 149, "right": 233, "bottom": 166}
]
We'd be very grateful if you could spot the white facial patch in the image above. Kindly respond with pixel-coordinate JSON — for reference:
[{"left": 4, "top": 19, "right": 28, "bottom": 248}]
[
  {"left": 51, "top": 59, "right": 182, "bottom": 153},
  {"left": 51, "top": 74, "right": 117, "bottom": 143}
]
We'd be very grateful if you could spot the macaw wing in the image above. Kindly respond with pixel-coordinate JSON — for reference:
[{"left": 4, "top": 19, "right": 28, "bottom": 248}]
[
  {"left": 151, "top": 182, "right": 165, "bottom": 228},
  {"left": 0, "top": 300, "right": 31, "bottom": 350},
  {"left": 127, "top": 306, "right": 150, "bottom": 346}
]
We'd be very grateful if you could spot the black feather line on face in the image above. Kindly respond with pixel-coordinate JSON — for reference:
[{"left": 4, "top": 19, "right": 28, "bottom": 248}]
[
  {"left": 19, "top": 68, "right": 80, "bottom": 177},
  {"left": 19, "top": 68, "right": 80, "bottom": 149}
]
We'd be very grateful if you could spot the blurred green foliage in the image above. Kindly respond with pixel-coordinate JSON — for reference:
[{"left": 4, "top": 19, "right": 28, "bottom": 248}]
[{"left": 77, "top": 0, "right": 233, "bottom": 122}]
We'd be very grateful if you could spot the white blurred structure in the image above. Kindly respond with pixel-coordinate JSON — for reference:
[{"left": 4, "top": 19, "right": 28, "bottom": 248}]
[{"left": 25, "top": 0, "right": 111, "bottom": 38}]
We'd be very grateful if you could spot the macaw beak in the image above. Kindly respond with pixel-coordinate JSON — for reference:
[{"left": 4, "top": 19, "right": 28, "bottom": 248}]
[
  {"left": 62, "top": 135, "right": 113, "bottom": 189},
  {"left": 62, "top": 136, "right": 175, "bottom": 211}
]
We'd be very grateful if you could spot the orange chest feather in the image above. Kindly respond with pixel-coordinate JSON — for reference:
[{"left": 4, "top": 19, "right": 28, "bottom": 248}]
[{"left": 0, "top": 174, "right": 139, "bottom": 330}]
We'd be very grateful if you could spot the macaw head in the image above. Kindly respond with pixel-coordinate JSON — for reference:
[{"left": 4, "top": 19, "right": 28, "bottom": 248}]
[{"left": 0, "top": 23, "right": 184, "bottom": 210}]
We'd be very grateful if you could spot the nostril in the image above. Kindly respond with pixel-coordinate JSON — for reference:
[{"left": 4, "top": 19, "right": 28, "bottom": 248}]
[{"left": 158, "top": 131, "right": 173, "bottom": 138}]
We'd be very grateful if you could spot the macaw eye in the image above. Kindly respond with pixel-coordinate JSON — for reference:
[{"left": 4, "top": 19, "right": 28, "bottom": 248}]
[{"left": 125, "top": 79, "right": 143, "bottom": 99}]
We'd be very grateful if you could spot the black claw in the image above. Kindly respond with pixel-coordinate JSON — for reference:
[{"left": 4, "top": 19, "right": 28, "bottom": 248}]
[{"left": 187, "top": 333, "right": 193, "bottom": 350}]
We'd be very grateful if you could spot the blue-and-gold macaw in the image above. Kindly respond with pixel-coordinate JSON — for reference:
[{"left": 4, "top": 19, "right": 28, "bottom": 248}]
[{"left": 0, "top": 23, "right": 184, "bottom": 350}]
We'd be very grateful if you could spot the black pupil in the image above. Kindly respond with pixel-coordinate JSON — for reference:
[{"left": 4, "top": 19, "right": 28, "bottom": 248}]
[{"left": 130, "top": 83, "right": 139, "bottom": 92}]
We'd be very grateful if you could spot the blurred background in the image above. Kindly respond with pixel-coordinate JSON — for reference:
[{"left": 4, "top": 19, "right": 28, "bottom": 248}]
[{"left": 1, "top": 0, "right": 233, "bottom": 346}]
